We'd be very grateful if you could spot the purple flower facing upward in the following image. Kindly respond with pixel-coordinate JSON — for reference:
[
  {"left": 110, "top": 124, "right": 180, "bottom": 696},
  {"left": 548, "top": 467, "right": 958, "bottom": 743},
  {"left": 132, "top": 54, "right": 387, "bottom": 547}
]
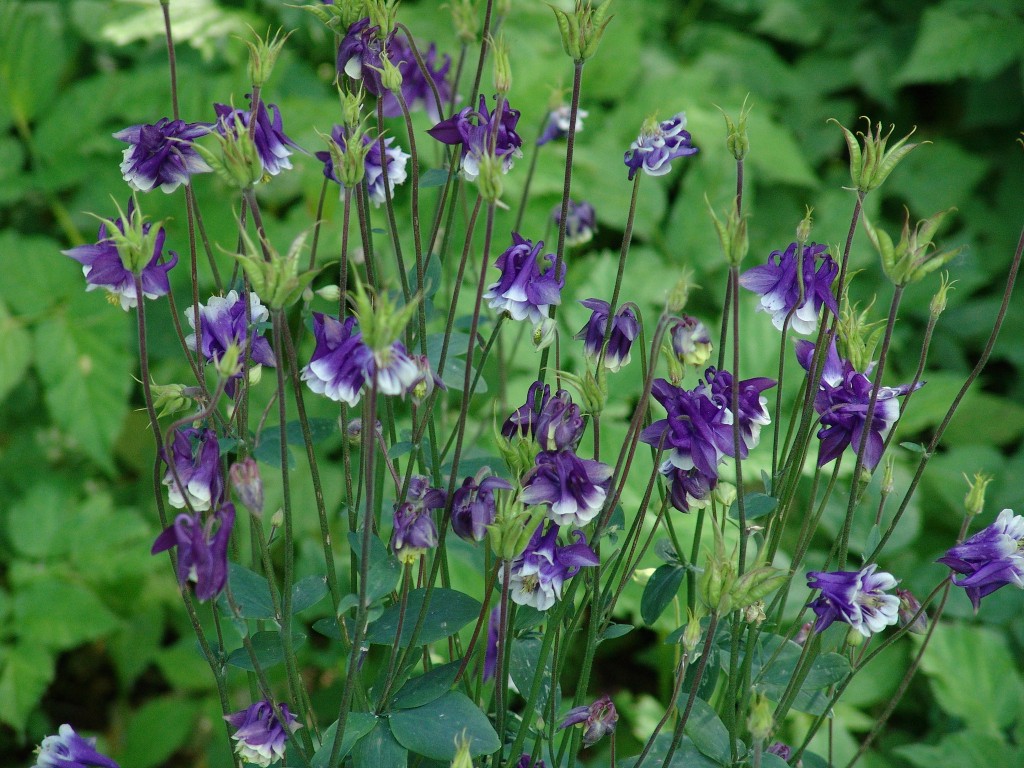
[
  {"left": 316, "top": 125, "right": 410, "bottom": 206},
  {"left": 502, "top": 381, "right": 551, "bottom": 442},
  {"left": 699, "top": 367, "right": 775, "bottom": 454},
  {"left": 553, "top": 199, "right": 597, "bottom": 247},
  {"left": 575, "top": 299, "right": 640, "bottom": 373},
  {"left": 380, "top": 37, "right": 453, "bottom": 123},
  {"left": 114, "top": 118, "right": 212, "bottom": 193},
  {"left": 452, "top": 470, "right": 512, "bottom": 542},
  {"left": 391, "top": 476, "right": 445, "bottom": 563},
  {"left": 522, "top": 450, "right": 613, "bottom": 528},
  {"left": 62, "top": 199, "right": 178, "bottom": 311},
  {"left": 163, "top": 427, "right": 224, "bottom": 511},
  {"left": 795, "top": 339, "right": 918, "bottom": 470},
  {"left": 484, "top": 233, "right": 565, "bottom": 323},
  {"left": 33, "top": 724, "right": 119, "bottom": 768},
  {"left": 938, "top": 509, "right": 1024, "bottom": 610},
  {"left": 224, "top": 700, "right": 302, "bottom": 768},
  {"left": 427, "top": 94, "right": 524, "bottom": 181},
  {"left": 185, "top": 290, "right": 275, "bottom": 392},
  {"left": 670, "top": 315, "right": 713, "bottom": 368},
  {"left": 739, "top": 242, "right": 839, "bottom": 335},
  {"left": 623, "top": 112, "right": 698, "bottom": 180},
  {"left": 558, "top": 694, "right": 618, "bottom": 747},
  {"left": 337, "top": 17, "right": 392, "bottom": 96},
  {"left": 151, "top": 503, "right": 235, "bottom": 602},
  {"left": 504, "top": 523, "right": 599, "bottom": 610},
  {"left": 537, "top": 105, "right": 588, "bottom": 146},
  {"left": 301, "top": 313, "right": 419, "bottom": 406},
  {"left": 214, "top": 96, "right": 300, "bottom": 178},
  {"left": 806, "top": 564, "right": 900, "bottom": 638}
]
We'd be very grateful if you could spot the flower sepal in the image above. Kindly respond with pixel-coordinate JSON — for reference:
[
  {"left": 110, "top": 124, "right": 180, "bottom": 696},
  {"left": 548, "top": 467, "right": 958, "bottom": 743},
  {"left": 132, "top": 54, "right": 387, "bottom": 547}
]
[{"left": 234, "top": 229, "right": 324, "bottom": 311}]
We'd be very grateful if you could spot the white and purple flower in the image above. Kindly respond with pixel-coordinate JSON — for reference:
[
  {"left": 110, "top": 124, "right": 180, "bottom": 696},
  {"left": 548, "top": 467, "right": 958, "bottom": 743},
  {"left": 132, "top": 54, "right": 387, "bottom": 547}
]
[
  {"left": 214, "top": 96, "right": 300, "bottom": 178},
  {"left": 33, "top": 724, "right": 119, "bottom": 768},
  {"left": 336, "top": 17, "right": 392, "bottom": 96},
  {"left": 739, "top": 242, "right": 838, "bottom": 334},
  {"left": 537, "top": 105, "right": 588, "bottom": 146},
  {"left": 522, "top": 450, "right": 612, "bottom": 528},
  {"left": 162, "top": 427, "right": 224, "bottom": 511},
  {"left": 451, "top": 470, "right": 512, "bottom": 542},
  {"left": 502, "top": 381, "right": 551, "bottom": 442},
  {"left": 151, "top": 502, "right": 235, "bottom": 602},
  {"left": 224, "top": 700, "right": 302, "bottom": 768},
  {"left": 316, "top": 125, "right": 410, "bottom": 206},
  {"left": 806, "top": 563, "right": 900, "bottom": 638},
  {"left": 484, "top": 233, "right": 565, "bottom": 324},
  {"left": 390, "top": 476, "right": 446, "bottom": 563},
  {"left": 380, "top": 37, "right": 453, "bottom": 122},
  {"left": 533, "top": 388, "right": 586, "bottom": 453},
  {"left": 185, "top": 290, "right": 275, "bottom": 392},
  {"left": 114, "top": 117, "right": 212, "bottom": 193},
  {"left": 427, "top": 94, "right": 523, "bottom": 181},
  {"left": 553, "top": 199, "right": 597, "bottom": 247},
  {"left": 699, "top": 367, "right": 775, "bottom": 454},
  {"left": 558, "top": 694, "right": 618, "bottom": 747},
  {"left": 623, "top": 112, "right": 698, "bottom": 180},
  {"left": 575, "top": 299, "right": 640, "bottom": 372},
  {"left": 504, "top": 523, "right": 599, "bottom": 610},
  {"left": 670, "top": 315, "right": 713, "bottom": 369},
  {"left": 938, "top": 509, "right": 1024, "bottom": 610}
]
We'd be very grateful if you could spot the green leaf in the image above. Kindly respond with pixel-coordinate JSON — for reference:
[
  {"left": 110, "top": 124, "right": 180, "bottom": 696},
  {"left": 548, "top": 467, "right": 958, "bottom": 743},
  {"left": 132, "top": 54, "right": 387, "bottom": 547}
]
[
  {"left": 0, "top": 232, "right": 79, "bottom": 315},
  {"left": 641, "top": 564, "right": 685, "bottom": 625},
  {"left": 728, "top": 493, "right": 778, "bottom": 521},
  {"left": 509, "top": 636, "right": 560, "bottom": 714},
  {"left": 311, "top": 713, "right": 378, "bottom": 768},
  {"left": 352, "top": 720, "right": 408, "bottom": 768},
  {"left": 226, "top": 630, "right": 307, "bottom": 671},
  {"left": 349, "top": 531, "right": 401, "bottom": 605},
  {"left": 390, "top": 660, "right": 461, "bottom": 710},
  {"left": 761, "top": 755, "right": 791, "bottom": 768},
  {"left": 679, "top": 697, "right": 731, "bottom": 765},
  {"left": 599, "top": 623, "right": 635, "bottom": 642},
  {"left": 620, "top": 735, "right": 723, "bottom": 768},
  {"left": 896, "top": 730, "right": 1024, "bottom": 768},
  {"left": 419, "top": 168, "right": 450, "bottom": 188},
  {"left": 13, "top": 578, "right": 120, "bottom": 651},
  {"left": 7, "top": 484, "right": 71, "bottom": 559},
  {"left": 0, "top": 2, "right": 68, "bottom": 129},
  {"left": 292, "top": 574, "right": 329, "bottom": 614},
  {"left": 0, "top": 299, "right": 30, "bottom": 406},
  {"left": 389, "top": 691, "right": 499, "bottom": 759},
  {"left": 365, "top": 588, "right": 480, "bottom": 647},
  {"left": 217, "top": 563, "right": 276, "bottom": 620},
  {"left": 122, "top": 697, "right": 199, "bottom": 768},
  {"left": 0, "top": 643, "right": 55, "bottom": 732}
]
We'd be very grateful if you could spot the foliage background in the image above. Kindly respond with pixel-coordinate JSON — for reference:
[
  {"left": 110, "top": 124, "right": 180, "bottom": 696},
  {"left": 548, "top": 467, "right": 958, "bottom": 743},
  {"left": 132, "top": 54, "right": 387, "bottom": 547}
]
[{"left": 0, "top": 0, "right": 1023, "bottom": 765}]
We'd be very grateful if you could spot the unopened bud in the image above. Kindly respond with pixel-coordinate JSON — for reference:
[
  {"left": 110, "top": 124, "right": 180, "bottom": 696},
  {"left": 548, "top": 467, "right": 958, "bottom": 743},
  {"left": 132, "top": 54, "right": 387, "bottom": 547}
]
[
  {"left": 846, "top": 627, "right": 866, "bottom": 647},
  {"left": 316, "top": 284, "right": 342, "bottom": 302},
  {"left": 246, "top": 28, "right": 290, "bottom": 89},
  {"left": 964, "top": 471, "right": 993, "bottom": 518},
  {"left": 379, "top": 55, "right": 403, "bottom": 94},
  {"left": 930, "top": 272, "right": 955, "bottom": 319},
  {"left": 270, "top": 508, "right": 285, "bottom": 529},
  {"left": 451, "top": 732, "right": 473, "bottom": 768},
  {"left": 230, "top": 457, "right": 264, "bottom": 516},
  {"left": 342, "top": 91, "right": 364, "bottom": 129},
  {"left": 681, "top": 608, "right": 703, "bottom": 654},
  {"left": 896, "top": 588, "right": 928, "bottom": 635},
  {"left": 719, "top": 96, "right": 751, "bottom": 161},
  {"left": 796, "top": 206, "right": 814, "bottom": 245},
  {"left": 665, "top": 268, "right": 696, "bottom": 313},
  {"left": 707, "top": 197, "right": 748, "bottom": 266},
  {"left": 747, "top": 694, "right": 773, "bottom": 742},
  {"left": 532, "top": 317, "right": 557, "bottom": 351},
  {"left": 152, "top": 382, "right": 193, "bottom": 418},
  {"left": 491, "top": 34, "right": 512, "bottom": 95},
  {"left": 217, "top": 343, "right": 243, "bottom": 380}
]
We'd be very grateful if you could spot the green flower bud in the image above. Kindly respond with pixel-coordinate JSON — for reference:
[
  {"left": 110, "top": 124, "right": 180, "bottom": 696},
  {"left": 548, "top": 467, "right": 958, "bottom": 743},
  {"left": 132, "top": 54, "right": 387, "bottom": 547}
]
[
  {"left": 796, "top": 206, "right": 814, "bottom": 246},
  {"left": 681, "top": 608, "right": 704, "bottom": 654},
  {"left": 930, "top": 272, "right": 955, "bottom": 320},
  {"left": 699, "top": 553, "right": 734, "bottom": 615},
  {"left": 379, "top": 54, "right": 404, "bottom": 95},
  {"left": 551, "top": 0, "right": 614, "bottom": 62},
  {"left": 234, "top": 229, "right": 324, "bottom": 311},
  {"left": 449, "top": 0, "right": 479, "bottom": 43},
  {"left": 718, "top": 96, "right": 751, "bottom": 161},
  {"left": 665, "top": 267, "right": 696, "bottom": 313},
  {"left": 964, "top": 471, "right": 993, "bottom": 518},
  {"left": 316, "top": 284, "right": 342, "bottom": 302},
  {"left": 488, "top": 494, "right": 545, "bottom": 561},
  {"left": 830, "top": 117, "right": 925, "bottom": 195},
  {"left": 731, "top": 566, "right": 787, "bottom": 610},
  {"left": 491, "top": 34, "right": 512, "bottom": 95},
  {"left": 532, "top": 317, "right": 557, "bottom": 351},
  {"left": 476, "top": 151, "right": 504, "bottom": 203},
  {"left": 881, "top": 456, "right": 895, "bottom": 497},
  {"left": 747, "top": 694, "right": 773, "bottom": 742},
  {"left": 863, "top": 207, "right": 962, "bottom": 286},
  {"left": 707, "top": 197, "right": 748, "bottom": 267},
  {"left": 151, "top": 382, "right": 195, "bottom": 419},
  {"left": 194, "top": 112, "right": 262, "bottom": 189},
  {"left": 270, "top": 508, "right": 285, "bottom": 529},
  {"left": 451, "top": 732, "right": 473, "bottom": 768},
  {"left": 497, "top": 431, "right": 536, "bottom": 480},
  {"left": 216, "top": 342, "right": 243, "bottom": 381},
  {"left": 246, "top": 27, "right": 290, "bottom": 89},
  {"left": 342, "top": 90, "right": 364, "bottom": 129},
  {"left": 837, "top": 292, "right": 885, "bottom": 373}
]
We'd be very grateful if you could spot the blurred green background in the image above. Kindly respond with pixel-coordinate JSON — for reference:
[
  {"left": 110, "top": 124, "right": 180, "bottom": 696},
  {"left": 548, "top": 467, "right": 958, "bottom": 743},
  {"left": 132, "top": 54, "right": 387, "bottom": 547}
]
[{"left": 1, "top": 0, "right": 1023, "bottom": 765}]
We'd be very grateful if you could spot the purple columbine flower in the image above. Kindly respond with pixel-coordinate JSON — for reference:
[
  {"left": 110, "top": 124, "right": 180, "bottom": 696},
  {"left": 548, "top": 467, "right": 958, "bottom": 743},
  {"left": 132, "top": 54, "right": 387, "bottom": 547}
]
[
  {"left": 62, "top": 199, "right": 178, "bottom": 311},
  {"left": 452, "top": 470, "right": 512, "bottom": 542},
  {"left": 670, "top": 315, "right": 713, "bottom": 368},
  {"left": 214, "top": 96, "right": 300, "bottom": 178},
  {"left": 505, "top": 523, "right": 599, "bottom": 610},
  {"left": 502, "top": 381, "right": 551, "bottom": 442},
  {"left": 558, "top": 694, "right": 618, "bottom": 747},
  {"left": 537, "top": 105, "right": 588, "bottom": 146},
  {"left": 806, "top": 563, "right": 900, "bottom": 638},
  {"left": 623, "top": 112, "right": 698, "bottom": 180},
  {"left": 553, "top": 199, "right": 597, "bottom": 247},
  {"left": 391, "top": 476, "right": 445, "bottom": 563},
  {"left": 185, "top": 290, "right": 275, "bottom": 392},
  {"left": 33, "top": 724, "right": 119, "bottom": 768},
  {"left": 315, "top": 125, "right": 410, "bottom": 206},
  {"left": 575, "top": 299, "right": 640, "bottom": 373},
  {"left": 795, "top": 339, "right": 918, "bottom": 470},
  {"left": 301, "top": 313, "right": 419, "bottom": 406},
  {"left": 766, "top": 742, "right": 792, "bottom": 761},
  {"left": 484, "top": 233, "right": 565, "bottom": 324},
  {"left": 483, "top": 605, "right": 500, "bottom": 681},
  {"left": 151, "top": 503, "right": 235, "bottom": 602},
  {"left": 162, "top": 427, "right": 224, "bottom": 511},
  {"left": 938, "top": 509, "right": 1024, "bottom": 610},
  {"left": 666, "top": 465, "right": 717, "bottom": 514},
  {"left": 230, "top": 457, "right": 264, "bottom": 517},
  {"left": 337, "top": 17, "right": 392, "bottom": 96},
  {"left": 380, "top": 37, "right": 453, "bottom": 122},
  {"left": 896, "top": 588, "right": 928, "bottom": 634},
  {"left": 114, "top": 118, "right": 212, "bottom": 193},
  {"left": 699, "top": 367, "right": 776, "bottom": 454},
  {"left": 427, "top": 94, "right": 523, "bottom": 181},
  {"left": 224, "top": 700, "right": 302, "bottom": 768},
  {"left": 739, "top": 242, "right": 839, "bottom": 335},
  {"left": 533, "top": 389, "right": 586, "bottom": 452},
  {"left": 522, "top": 450, "right": 613, "bottom": 528}
]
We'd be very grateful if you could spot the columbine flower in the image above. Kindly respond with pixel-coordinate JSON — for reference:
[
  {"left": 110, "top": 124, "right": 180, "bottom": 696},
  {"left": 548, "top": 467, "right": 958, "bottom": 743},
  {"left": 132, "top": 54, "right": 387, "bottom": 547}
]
[
  {"left": 316, "top": 125, "right": 410, "bottom": 206},
  {"left": 151, "top": 503, "right": 235, "bottom": 602},
  {"left": 537, "top": 105, "right": 588, "bottom": 145},
  {"left": 699, "top": 367, "right": 775, "bottom": 454},
  {"left": 553, "top": 199, "right": 597, "bottom": 247},
  {"left": 641, "top": 379, "right": 735, "bottom": 481},
  {"left": 806, "top": 564, "right": 900, "bottom": 637},
  {"left": 484, "top": 233, "right": 565, "bottom": 323},
  {"left": 230, "top": 458, "right": 264, "bottom": 517},
  {"left": 163, "top": 427, "right": 223, "bottom": 511},
  {"left": 427, "top": 94, "right": 523, "bottom": 181},
  {"left": 391, "top": 476, "right": 445, "bottom": 563},
  {"left": 301, "top": 313, "right": 418, "bottom": 406},
  {"left": 739, "top": 242, "right": 839, "bottom": 334},
  {"left": 766, "top": 743, "right": 792, "bottom": 761},
  {"left": 575, "top": 299, "right": 640, "bottom": 372},
  {"left": 795, "top": 339, "right": 918, "bottom": 470},
  {"left": 938, "top": 509, "right": 1024, "bottom": 610},
  {"left": 502, "top": 381, "right": 551, "bottom": 441},
  {"left": 558, "top": 694, "right": 618, "bottom": 747},
  {"left": 666, "top": 466, "right": 717, "bottom": 514},
  {"left": 670, "top": 315, "right": 713, "bottom": 368},
  {"left": 533, "top": 388, "right": 586, "bottom": 452},
  {"left": 185, "top": 290, "right": 275, "bottom": 392},
  {"left": 896, "top": 588, "right": 928, "bottom": 634},
  {"left": 522, "top": 450, "right": 612, "bottom": 528},
  {"left": 33, "top": 724, "right": 119, "bottom": 768},
  {"left": 452, "top": 470, "right": 512, "bottom": 542},
  {"left": 380, "top": 37, "right": 453, "bottom": 122},
  {"left": 114, "top": 118, "right": 212, "bottom": 193},
  {"left": 62, "top": 200, "right": 177, "bottom": 310},
  {"left": 337, "top": 17, "right": 392, "bottom": 96},
  {"left": 623, "top": 112, "right": 698, "bottom": 180},
  {"left": 505, "top": 523, "right": 599, "bottom": 610},
  {"left": 214, "top": 96, "right": 300, "bottom": 178},
  {"left": 224, "top": 700, "right": 302, "bottom": 768}
]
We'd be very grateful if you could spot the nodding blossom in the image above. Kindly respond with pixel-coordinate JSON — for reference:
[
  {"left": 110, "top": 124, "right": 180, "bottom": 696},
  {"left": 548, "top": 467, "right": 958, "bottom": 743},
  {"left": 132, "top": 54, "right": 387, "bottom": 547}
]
[
  {"left": 427, "top": 94, "right": 523, "bottom": 181},
  {"left": 185, "top": 290, "right": 275, "bottom": 395},
  {"left": 224, "top": 700, "right": 302, "bottom": 768},
  {"left": 537, "top": 104, "right": 588, "bottom": 145},
  {"left": 483, "top": 233, "right": 565, "bottom": 324},
  {"left": 522, "top": 450, "right": 613, "bottom": 528},
  {"left": 451, "top": 471, "right": 512, "bottom": 542},
  {"left": 390, "top": 476, "right": 445, "bottom": 563},
  {"left": 553, "top": 199, "right": 597, "bottom": 247},
  {"left": 806, "top": 564, "right": 900, "bottom": 638},
  {"left": 938, "top": 509, "right": 1024, "bottom": 610},
  {"left": 575, "top": 299, "right": 640, "bottom": 372},
  {"left": 504, "top": 523, "right": 599, "bottom": 610},
  {"left": 163, "top": 427, "right": 224, "bottom": 512},
  {"left": 739, "top": 242, "right": 839, "bottom": 334},
  {"left": 32, "top": 724, "right": 119, "bottom": 768},
  {"left": 151, "top": 503, "right": 235, "bottom": 602},
  {"left": 315, "top": 125, "right": 410, "bottom": 206},
  {"left": 114, "top": 117, "right": 212, "bottom": 193},
  {"left": 623, "top": 112, "right": 698, "bottom": 180},
  {"left": 214, "top": 96, "right": 300, "bottom": 178}
]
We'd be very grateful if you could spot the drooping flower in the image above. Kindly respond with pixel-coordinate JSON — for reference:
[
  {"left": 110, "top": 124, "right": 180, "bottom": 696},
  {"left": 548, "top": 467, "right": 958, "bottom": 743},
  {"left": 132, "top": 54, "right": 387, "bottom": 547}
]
[
  {"left": 301, "top": 313, "right": 419, "bottom": 406},
  {"left": 517, "top": 756, "right": 547, "bottom": 768},
  {"left": 316, "top": 125, "right": 410, "bottom": 206},
  {"left": 162, "top": 427, "right": 224, "bottom": 511},
  {"left": 380, "top": 37, "right": 453, "bottom": 122},
  {"left": 795, "top": 339, "right": 918, "bottom": 470},
  {"left": 336, "top": 17, "right": 392, "bottom": 96},
  {"left": 699, "top": 367, "right": 775, "bottom": 454},
  {"left": 558, "top": 694, "right": 618, "bottom": 747},
  {"left": 504, "top": 523, "right": 599, "bottom": 610},
  {"left": 806, "top": 563, "right": 900, "bottom": 637},
  {"left": 427, "top": 94, "right": 523, "bottom": 181},
  {"left": 623, "top": 112, "right": 698, "bottom": 180},
  {"left": 739, "top": 242, "right": 839, "bottom": 334},
  {"left": 938, "top": 509, "right": 1024, "bottom": 610},
  {"left": 522, "top": 451, "right": 612, "bottom": 528},
  {"left": 537, "top": 105, "right": 588, "bottom": 146},
  {"left": 224, "top": 700, "right": 302, "bottom": 768},
  {"left": 62, "top": 199, "right": 178, "bottom": 311},
  {"left": 185, "top": 290, "right": 275, "bottom": 392},
  {"left": 483, "top": 233, "right": 565, "bottom": 323},
  {"left": 230, "top": 457, "right": 264, "bottom": 517},
  {"left": 896, "top": 588, "right": 928, "bottom": 634},
  {"left": 533, "top": 389, "right": 586, "bottom": 452},
  {"left": 391, "top": 476, "right": 445, "bottom": 563},
  {"left": 114, "top": 118, "right": 212, "bottom": 193},
  {"left": 665, "top": 465, "right": 717, "bottom": 514},
  {"left": 670, "top": 315, "right": 713, "bottom": 369},
  {"left": 151, "top": 503, "right": 235, "bottom": 602},
  {"left": 575, "top": 299, "right": 640, "bottom": 372},
  {"left": 766, "top": 742, "right": 792, "bottom": 761},
  {"left": 552, "top": 199, "right": 597, "bottom": 247},
  {"left": 32, "top": 724, "right": 119, "bottom": 768},
  {"left": 502, "top": 381, "right": 551, "bottom": 442},
  {"left": 214, "top": 96, "right": 300, "bottom": 178},
  {"left": 452, "top": 470, "right": 512, "bottom": 542}
]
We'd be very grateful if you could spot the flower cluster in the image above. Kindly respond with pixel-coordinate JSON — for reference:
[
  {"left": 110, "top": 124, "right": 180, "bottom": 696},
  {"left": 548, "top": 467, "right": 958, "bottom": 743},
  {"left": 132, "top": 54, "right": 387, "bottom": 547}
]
[
  {"left": 224, "top": 700, "right": 302, "bottom": 768},
  {"left": 316, "top": 125, "right": 410, "bottom": 205},
  {"left": 575, "top": 298, "right": 640, "bottom": 372},
  {"left": 114, "top": 117, "right": 212, "bottom": 193},
  {"left": 32, "top": 724, "right": 119, "bottom": 768},
  {"left": 939, "top": 509, "right": 1024, "bottom": 610},
  {"left": 391, "top": 476, "right": 446, "bottom": 563},
  {"left": 428, "top": 94, "right": 523, "bottom": 181},
  {"left": 484, "top": 233, "right": 565, "bottom": 324},
  {"left": 806, "top": 564, "right": 900, "bottom": 637},
  {"left": 214, "top": 96, "right": 299, "bottom": 178},
  {"left": 623, "top": 112, "right": 698, "bottom": 180},
  {"left": 739, "top": 242, "right": 838, "bottom": 334}
]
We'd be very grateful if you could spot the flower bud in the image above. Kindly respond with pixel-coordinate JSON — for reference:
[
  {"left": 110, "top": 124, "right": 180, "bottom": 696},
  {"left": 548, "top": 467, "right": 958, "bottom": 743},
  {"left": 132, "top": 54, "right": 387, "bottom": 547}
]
[
  {"left": 793, "top": 622, "right": 812, "bottom": 646},
  {"left": 551, "top": 0, "right": 614, "bottom": 62},
  {"left": 681, "top": 608, "right": 703, "bottom": 654},
  {"left": 451, "top": 732, "right": 473, "bottom": 768},
  {"left": 747, "top": 694, "right": 773, "bottom": 742},
  {"left": 316, "top": 284, "right": 342, "bottom": 302},
  {"left": 270, "top": 508, "right": 285, "bottom": 529},
  {"left": 632, "top": 567, "right": 656, "bottom": 587},
  {"left": 699, "top": 553, "right": 734, "bottom": 615},
  {"left": 532, "top": 317, "right": 557, "bottom": 351},
  {"left": 488, "top": 496, "right": 545, "bottom": 561},
  {"left": 930, "top": 272, "right": 955, "bottom": 320},
  {"left": 846, "top": 627, "right": 867, "bottom": 647},
  {"left": 881, "top": 456, "right": 895, "bottom": 497},
  {"left": 896, "top": 588, "right": 928, "bottom": 635},
  {"left": 831, "top": 117, "right": 924, "bottom": 195},
  {"left": 230, "top": 457, "right": 265, "bottom": 516},
  {"left": 152, "top": 382, "right": 195, "bottom": 418},
  {"left": 95, "top": 198, "right": 163, "bottom": 276},
  {"left": 234, "top": 229, "right": 324, "bottom": 311},
  {"left": 964, "top": 471, "right": 993, "bottom": 518},
  {"left": 491, "top": 34, "right": 512, "bottom": 95},
  {"left": 379, "top": 55, "right": 403, "bottom": 94},
  {"left": 796, "top": 206, "right": 814, "bottom": 246},
  {"left": 342, "top": 90, "right": 364, "bottom": 129},
  {"left": 665, "top": 268, "right": 696, "bottom": 313},
  {"left": 718, "top": 96, "right": 751, "bottom": 161},
  {"left": 449, "top": 0, "right": 479, "bottom": 43},
  {"left": 246, "top": 28, "right": 290, "bottom": 89},
  {"left": 217, "top": 342, "right": 243, "bottom": 380},
  {"left": 743, "top": 600, "right": 766, "bottom": 625}
]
